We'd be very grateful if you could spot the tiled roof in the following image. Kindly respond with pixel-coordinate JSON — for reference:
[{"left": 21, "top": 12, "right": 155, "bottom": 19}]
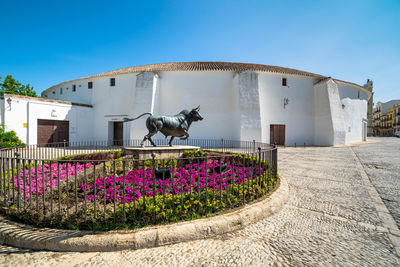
[
  {"left": 92, "top": 61, "right": 326, "bottom": 78},
  {"left": 43, "top": 61, "right": 367, "bottom": 94},
  {"left": 43, "top": 62, "right": 326, "bottom": 93}
]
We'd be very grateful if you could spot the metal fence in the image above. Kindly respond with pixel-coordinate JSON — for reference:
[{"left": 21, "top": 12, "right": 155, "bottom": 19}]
[
  {"left": 0, "top": 139, "right": 271, "bottom": 160},
  {"left": 0, "top": 140, "right": 277, "bottom": 230}
]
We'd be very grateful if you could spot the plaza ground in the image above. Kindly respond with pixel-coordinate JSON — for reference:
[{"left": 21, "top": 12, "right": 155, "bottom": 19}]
[{"left": 0, "top": 137, "right": 399, "bottom": 266}]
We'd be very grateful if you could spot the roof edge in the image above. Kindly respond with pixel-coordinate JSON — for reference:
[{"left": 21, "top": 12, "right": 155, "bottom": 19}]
[
  {"left": 4, "top": 94, "right": 93, "bottom": 108},
  {"left": 41, "top": 62, "right": 368, "bottom": 99}
]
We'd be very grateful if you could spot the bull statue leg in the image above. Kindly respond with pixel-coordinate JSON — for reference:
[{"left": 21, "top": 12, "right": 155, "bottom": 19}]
[
  {"left": 180, "top": 132, "right": 189, "bottom": 140},
  {"left": 140, "top": 131, "right": 157, "bottom": 147},
  {"left": 140, "top": 119, "right": 161, "bottom": 147},
  {"left": 147, "top": 134, "right": 157, "bottom": 147},
  {"left": 168, "top": 136, "right": 175, "bottom": 146}
]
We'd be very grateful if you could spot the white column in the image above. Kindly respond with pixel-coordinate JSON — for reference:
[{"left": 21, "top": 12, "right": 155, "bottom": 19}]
[{"left": 233, "top": 71, "right": 262, "bottom": 141}]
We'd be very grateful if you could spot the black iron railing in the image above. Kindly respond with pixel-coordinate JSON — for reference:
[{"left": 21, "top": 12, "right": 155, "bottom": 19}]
[{"left": 0, "top": 139, "right": 270, "bottom": 160}]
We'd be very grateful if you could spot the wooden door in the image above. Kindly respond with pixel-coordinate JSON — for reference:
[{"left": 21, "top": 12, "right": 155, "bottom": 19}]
[
  {"left": 54, "top": 120, "right": 69, "bottom": 145},
  {"left": 113, "top": 122, "right": 123, "bottom": 146},
  {"left": 37, "top": 119, "right": 69, "bottom": 146},
  {"left": 270, "top": 124, "right": 286, "bottom": 146},
  {"left": 37, "top": 119, "right": 55, "bottom": 145}
]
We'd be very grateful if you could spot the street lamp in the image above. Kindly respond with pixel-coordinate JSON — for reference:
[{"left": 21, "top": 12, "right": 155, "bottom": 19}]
[
  {"left": 284, "top": 97, "right": 289, "bottom": 109},
  {"left": 6, "top": 98, "right": 12, "bottom": 110}
]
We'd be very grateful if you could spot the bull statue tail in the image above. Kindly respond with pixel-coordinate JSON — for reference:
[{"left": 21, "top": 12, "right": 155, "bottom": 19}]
[{"left": 123, "top": 112, "right": 152, "bottom": 123}]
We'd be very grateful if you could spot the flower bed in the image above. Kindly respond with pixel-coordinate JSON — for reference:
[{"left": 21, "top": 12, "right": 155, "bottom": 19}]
[
  {"left": 10, "top": 150, "right": 123, "bottom": 200},
  {"left": 13, "top": 162, "right": 94, "bottom": 200},
  {"left": 81, "top": 159, "right": 264, "bottom": 204},
  {"left": 1, "top": 149, "right": 278, "bottom": 231}
]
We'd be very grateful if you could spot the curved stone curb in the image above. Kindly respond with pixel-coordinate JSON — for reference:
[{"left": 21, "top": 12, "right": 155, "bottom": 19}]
[{"left": 0, "top": 177, "right": 289, "bottom": 252}]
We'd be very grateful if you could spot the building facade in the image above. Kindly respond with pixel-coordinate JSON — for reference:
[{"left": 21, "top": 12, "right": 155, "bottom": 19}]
[
  {"left": 394, "top": 104, "right": 400, "bottom": 134},
  {"left": 1, "top": 62, "right": 372, "bottom": 146},
  {"left": 373, "top": 100, "right": 400, "bottom": 136}
]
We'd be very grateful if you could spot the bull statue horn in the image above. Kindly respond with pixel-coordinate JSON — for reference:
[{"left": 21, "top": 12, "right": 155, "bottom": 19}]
[{"left": 195, "top": 105, "right": 200, "bottom": 111}]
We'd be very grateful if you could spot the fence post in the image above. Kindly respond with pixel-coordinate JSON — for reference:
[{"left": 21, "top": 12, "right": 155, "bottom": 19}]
[
  {"left": 15, "top": 149, "right": 21, "bottom": 211},
  {"left": 152, "top": 153, "right": 156, "bottom": 223},
  {"left": 258, "top": 147, "right": 262, "bottom": 188},
  {"left": 221, "top": 138, "right": 224, "bottom": 152},
  {"left": 253, "top": 140, "right": 256, "bottom": 153},
  {"left": 273, "top": 145, "right": 277, "bottom": 180},
  {"left": 63, "top": 139, "right": 66, "bottom": 157}
]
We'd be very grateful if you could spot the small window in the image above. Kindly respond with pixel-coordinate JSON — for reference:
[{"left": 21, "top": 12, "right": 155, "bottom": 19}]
[
  {"left": 72, "top": 85, "right": 76, "bottom": 92},
  {"left": 60, "top": 88, "right": 63, "bottom": 95},
  {"left": 52, "top": 91, "right": 55, "bottom": 94},
  {"left": 282, "top": 78, "right": 287, "bottom": 86},
  {"left": 88, "top": 81, "right": 93, "bottom": 89},
  {"left": 110, "top": 78, "right": 115, "bottom": 86}
]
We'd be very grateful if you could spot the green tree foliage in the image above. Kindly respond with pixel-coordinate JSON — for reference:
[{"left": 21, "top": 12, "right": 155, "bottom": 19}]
[
  {"left": 0, "top": 75, "right": 37, "bottom": 97},
  {"left": 0, "top": 125, "right": 25, "bottom": 148}
]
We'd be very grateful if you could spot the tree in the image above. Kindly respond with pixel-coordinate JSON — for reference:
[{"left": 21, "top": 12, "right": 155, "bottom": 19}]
[
  {"left": 0, "top": 75, "right": 37, "bottom": 97},
  {"left": 0, "top": 125, "right": 25, "bottom": 148}
]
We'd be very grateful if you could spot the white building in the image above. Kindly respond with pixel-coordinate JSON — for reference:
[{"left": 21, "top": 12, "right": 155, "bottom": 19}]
[{"left": 0, "top": 62, "right": 372, "bottom": 146}]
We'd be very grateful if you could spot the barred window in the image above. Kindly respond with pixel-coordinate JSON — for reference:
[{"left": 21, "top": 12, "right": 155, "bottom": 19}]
[
  {"left": 72, "top": 85, "right": 76, "bottom": 92},
  {"left": 110, "top": 78, "right": 115, "bottom": 86},
  {"left": 282, "top": 78, "right": 287, "bottom": 86},
  {"left": 88, "top": 81, "right": 93, "bottom": 89}
]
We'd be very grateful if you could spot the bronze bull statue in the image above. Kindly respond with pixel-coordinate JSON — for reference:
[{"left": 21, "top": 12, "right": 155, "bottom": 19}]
[{"left": 123, "top": 106, "right": 203, "bottom": 147}]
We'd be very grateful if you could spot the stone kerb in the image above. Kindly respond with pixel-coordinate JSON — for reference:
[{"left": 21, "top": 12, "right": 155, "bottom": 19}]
[{"left": 0, "top": 176, "right": 288, "bottom": 252}]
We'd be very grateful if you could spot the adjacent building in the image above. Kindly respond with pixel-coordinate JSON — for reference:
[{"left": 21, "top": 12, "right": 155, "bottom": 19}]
[
  {"left": 1, "top": 62, "right": 372, "bottom": 146},
  {"left": 373, "top": 100, "right": 400, "bottom": 136}
]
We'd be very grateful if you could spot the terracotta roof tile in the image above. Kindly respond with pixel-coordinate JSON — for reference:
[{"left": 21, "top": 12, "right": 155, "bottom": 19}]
[
  {"left": 43, "top": 61, "right": 367, "bottom": 94},
  {"left": 93, "top": 61, "right": 325, "bottom": 78}
]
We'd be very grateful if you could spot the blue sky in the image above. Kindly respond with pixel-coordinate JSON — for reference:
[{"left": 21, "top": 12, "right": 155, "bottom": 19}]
[{"left": 0, "top": 0, "right": 399, "bottom": 103}]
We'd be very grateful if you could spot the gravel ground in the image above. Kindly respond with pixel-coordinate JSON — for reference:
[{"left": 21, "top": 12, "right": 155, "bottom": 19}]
[{"left": 1, "top": 138, "right": 399, "bottom": 266}]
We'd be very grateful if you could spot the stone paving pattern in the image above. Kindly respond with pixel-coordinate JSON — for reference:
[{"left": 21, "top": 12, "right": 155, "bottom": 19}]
[{"left": 1, "top": 137, "right": 399, "bottom": 266}]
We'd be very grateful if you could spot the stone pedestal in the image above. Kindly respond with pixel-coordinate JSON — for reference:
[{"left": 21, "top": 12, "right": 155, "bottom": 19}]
[{"left": 122, "top": 145, "right": 200, "bottom": 160}]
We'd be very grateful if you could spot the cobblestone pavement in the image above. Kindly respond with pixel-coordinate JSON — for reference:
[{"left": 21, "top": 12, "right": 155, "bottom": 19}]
[
  {"left": 1, "top": 138, "right": 400, "bottom": 266},
  {"left": 352, "top": 138, "right": 400, "bottom": 228}
]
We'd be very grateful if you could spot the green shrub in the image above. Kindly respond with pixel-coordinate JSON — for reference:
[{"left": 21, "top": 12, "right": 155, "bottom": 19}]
[
  {"left": 0, "top": 125, "right": 25, "bottom": 148},
  {"left": 58, "top": 150, "right": 123, "bottom": 162}
]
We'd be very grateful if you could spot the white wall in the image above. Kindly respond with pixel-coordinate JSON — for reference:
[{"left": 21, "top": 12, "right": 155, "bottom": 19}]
[
  {"left": 326, "top": 80, "right": 346, "bottom": 146},
  {"left": 336, "top": 82, "right": 368, "bottom": 143},
  {"left": 155, "top": 71, "right": 236, "bottom": 140},
  {"left": 337, "top": 83, "right": 368, "bottom": 101},
  {"left": 128, "top": 72, "right": 156, "bottom": 140},
  {"left": 342, "top": 98, "right": 367, "bottom": 143},
  {"left": 313, "top": 80, "right": 334, "bottom": 146},
  {"left": 42, "top": 78, "right": 93, "bottom": 105},
  {"left": 3, "top": 96, "right": 29, "bottom": 143},
  {"left": 90, "top": 73, "right": 137, "bottom": 141},
  {"left": 0, "top": 98, "right": 4, "bottom": 125},
  {"left": 259, "top": 73, "right": 315, "bottom": 146},
  {"left": 236, "top": 71, "right": 262, "bottom": 142},
  {"left": 2, "top": 95, "right": 93, "bottom": 145}
]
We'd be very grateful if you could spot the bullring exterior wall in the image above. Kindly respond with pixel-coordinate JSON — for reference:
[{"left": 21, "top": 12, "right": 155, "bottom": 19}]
[{"left": 3, "top": 63, "right": 370, "bottom": 146}]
